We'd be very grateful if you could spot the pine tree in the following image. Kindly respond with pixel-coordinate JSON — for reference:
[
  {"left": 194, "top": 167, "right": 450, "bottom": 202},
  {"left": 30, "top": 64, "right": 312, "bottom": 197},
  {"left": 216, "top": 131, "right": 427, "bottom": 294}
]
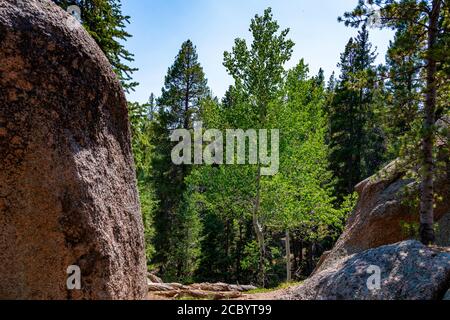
[
  {"left": 53, "top": 0, "right": 138, "bottom": 92},
  {"left": 383, "top": 26, "right": 422, "bottom": 157},
  {"left": 128, "top": 101, "right": 157, "bottom": 266},
  {"left": 147, "top": 93, "right": 156, "bottom": 121},
  {"left": 328, "top": 25, "right": 386, "bottom": 199},
  {"left": 340, "top": 0, "right": 449, "bottom": 245},
  {"left": 151, "top": 40, "right": 210, "bottom": 279}
]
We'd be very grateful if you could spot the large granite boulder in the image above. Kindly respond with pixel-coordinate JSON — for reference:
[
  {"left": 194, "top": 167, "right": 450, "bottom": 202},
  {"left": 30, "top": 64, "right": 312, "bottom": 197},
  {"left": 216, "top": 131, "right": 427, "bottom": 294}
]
[
  {"left": 284, "top": 241, "right": 450, "bottom": 300},
  {"left": 0, "top": 0, "right": 147, "bottom": 299},
  {"left": 316, "top": 147, "right": 449, "bottom": 273}
]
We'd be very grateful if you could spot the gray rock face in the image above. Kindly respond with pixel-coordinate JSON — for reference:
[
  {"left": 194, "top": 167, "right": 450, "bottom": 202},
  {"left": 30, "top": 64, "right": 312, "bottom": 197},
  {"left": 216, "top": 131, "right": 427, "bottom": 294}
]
[
  {"left": 284, "top": 241, "right": 450, "bottom": 300},
  {"left": 443, "top": 290, "right": 450, "bottom": 300},
  {"left": 0, "top": 0, "right": 147, "bottom": 299},
  {"left": 316, "top": 156, "right": 449, "bottom": 273}
]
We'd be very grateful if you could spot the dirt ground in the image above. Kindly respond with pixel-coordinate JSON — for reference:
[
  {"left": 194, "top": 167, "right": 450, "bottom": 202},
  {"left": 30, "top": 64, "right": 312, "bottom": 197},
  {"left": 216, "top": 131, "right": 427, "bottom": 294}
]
[
  {"left": 147, "top": 288, "right": 290, "bottom": 301},
  {"left": 236, "top": 289, "right": 288, "bottom": 300}
]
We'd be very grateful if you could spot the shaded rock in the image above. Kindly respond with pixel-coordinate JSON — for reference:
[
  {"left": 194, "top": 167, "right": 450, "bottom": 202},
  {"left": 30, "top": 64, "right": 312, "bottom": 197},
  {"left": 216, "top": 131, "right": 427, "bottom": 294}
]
[
  {"left": 283, "top": 241, "right": 450, "bottom": 300},
  {"left": 316, "top": 152, "right": 449, "bottom": 273},
  {"left": 148, "top": 273, "right": 164, "bottom": 284},
  {"left": 443, "top": 290, "right": 450, "bottom": 300},
  {"left": 0, "top": 0, "right": 146, "bottom": 299}
]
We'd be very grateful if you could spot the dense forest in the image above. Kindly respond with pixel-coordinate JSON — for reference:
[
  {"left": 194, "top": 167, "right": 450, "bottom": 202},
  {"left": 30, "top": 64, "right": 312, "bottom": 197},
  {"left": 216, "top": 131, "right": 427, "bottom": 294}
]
[{"left": 55, "top": 0, "right": 450, "bottom": 288}]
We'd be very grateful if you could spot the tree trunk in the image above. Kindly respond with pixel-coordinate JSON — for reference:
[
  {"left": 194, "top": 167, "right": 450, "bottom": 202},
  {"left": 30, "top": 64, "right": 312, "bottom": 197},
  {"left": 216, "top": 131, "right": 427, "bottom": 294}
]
[
  {"left": 299, "top": 240, "right": 303, "bottom": 266},
  {"left": 420, "top": 0, "right": 441, "bottom": 245},
  {"left": 253, "top": 166, "right": 266, "bottom": 287},
  {"left": 306, "top": 242, "right": 315, "bottom": 275},
  {"left": 292, "top": 236, "right": 299, "bottom": 274},
  {"left": 236, "top": 222, "right": 243, "bottom": 282},
  {"left": 225, "top": 219, "right": 230, "bottom": 258},
  {"left": 285, "top": 230, "right": 292, "bottom": 282},
  {"left": 293, "top": 238, "right": 304, "bottom": 277}
]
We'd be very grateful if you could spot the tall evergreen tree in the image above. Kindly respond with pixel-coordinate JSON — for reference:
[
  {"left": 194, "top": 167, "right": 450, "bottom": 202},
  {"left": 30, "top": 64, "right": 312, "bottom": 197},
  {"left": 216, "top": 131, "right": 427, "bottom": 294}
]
[
  {"left": 383, "top": 25, "right": 422, "bottom": 157},
  {"left": 128, "top": 101, "right": 157, "bottom": 266},
  {"left": 151, "top": 40, "right": 210, "bottom": 280},
  {"left": 328, "top": 25, "right": 386, "bottom": 199},
  {"left": 147, "top": 93, "right": 156, "bottom": 121},
  {"left": 341, "top": 0, "right": 449, "bottom": 245},
  {"left": 53, "top": 0, "right": 138, "bottom": 91}
]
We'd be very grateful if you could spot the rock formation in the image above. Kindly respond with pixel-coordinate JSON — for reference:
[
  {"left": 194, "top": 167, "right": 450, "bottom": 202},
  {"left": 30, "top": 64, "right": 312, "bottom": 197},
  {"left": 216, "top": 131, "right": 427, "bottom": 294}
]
[
  {"left": 284, "top": 241, "right": 450, "bottom": 300},
  {"left": 315, "top": 141, "right": 449, "bottom": 273},
  {"left": 444, "top": 290, "right": 450, "bottom": 300},
  {"left": 286, "top": 118, "right": 449, "bottom": 300},
  {"left": 0, "top": 0, "right": 147, "bottom": 299}
]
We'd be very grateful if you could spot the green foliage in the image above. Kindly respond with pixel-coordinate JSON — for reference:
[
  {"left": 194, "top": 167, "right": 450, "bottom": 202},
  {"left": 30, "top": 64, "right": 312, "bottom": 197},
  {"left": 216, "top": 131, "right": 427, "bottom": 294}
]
[
  {"left": 221, "top": 7, "right": 295, "bottom": 287},
  {"left": 150, "top": 40, "right": 210, "bottom": 280},
  {"left": 164, "top": 195, "right": 203, "bottom": 283},
  {"left": 264, "top": 60, "right": 346, "bottom": 241},
  {"left": 128, "top": 101, "right": 157, "bottom": 265},
  {"left": 122, "top": 3, "right": 448, "bottom": 286},
  {"left": 382, "top": 26, "right": 421, "bottom": 158},
  {"left": 327, "top": 25, "right": 386, "bottom": 199},
  {"left": 240, "top": 241, "right": 261, "bottom": 275},
  {"left": 223, "top": 7, "right": 295, "bottom": 125},
  {"left": 53, "top": 0, "right": 138, "bottom": 92},
  {"left": 183, "top": 43, "right": 349, "bottom": 286},
  {"left": 340, "top": 0, "right": 449, "bottom": 245},
  {"left": 139, "top": 181, "right": 156, "bottom": 266}
]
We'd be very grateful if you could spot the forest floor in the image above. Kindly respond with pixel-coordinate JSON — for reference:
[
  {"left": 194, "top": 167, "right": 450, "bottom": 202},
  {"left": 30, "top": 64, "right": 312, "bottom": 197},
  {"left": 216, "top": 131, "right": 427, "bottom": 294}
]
[
  {"left": 235, "top": 289, "right": 288, "bottom": 300},
  {"left": 147, "top": 290, "right": 288, "bottom": 300},
  {"left": 235, "top": 282, "right": 301, "bottom": 300},
  {"left": 147, "top": 282, "right": 300, "bottom": 300}
]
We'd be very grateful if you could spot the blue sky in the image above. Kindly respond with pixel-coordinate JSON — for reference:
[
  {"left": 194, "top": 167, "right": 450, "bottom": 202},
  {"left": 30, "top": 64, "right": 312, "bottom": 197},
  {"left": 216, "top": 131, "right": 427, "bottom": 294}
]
[{"left": 122, "top": 0, "right": 394, "bottom": 103}]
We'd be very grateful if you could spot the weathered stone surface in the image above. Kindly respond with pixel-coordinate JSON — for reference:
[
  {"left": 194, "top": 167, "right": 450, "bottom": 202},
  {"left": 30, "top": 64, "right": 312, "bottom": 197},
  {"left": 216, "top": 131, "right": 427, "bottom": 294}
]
[
  {"left": 443, "top": 290, "right": 450, "bottom": 300},
  {"left": 316, "top": 154, "right": 449, "bottom": 273},
  {"left": 0, "top": 0, "right": 147, "bottom": 299},
  {"left": 283, "top": 241, "right": 450, "bottom": 300},
  {"left": 148, "top": 273, "right": 164, "bottom": 284}
]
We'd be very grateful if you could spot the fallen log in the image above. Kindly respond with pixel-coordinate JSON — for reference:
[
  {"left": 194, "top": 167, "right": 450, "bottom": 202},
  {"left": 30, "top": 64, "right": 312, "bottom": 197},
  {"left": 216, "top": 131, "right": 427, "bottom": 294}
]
[
  {"left": 190, "top": 283, "right": 230, "bottom": 292},
  {"left": 151, "top": 290, "right": 243, "bottom": 300},
  {"left": 148, "top": 281, "right": 257, "bottom": 293},
  {"left": 147, "top": 273, "right": 164, "bottom": 284},
  {"left": 169, "top": 283, "right": 190, "bottom": 290},
  {"left": 147, "top": 283, "right": 175, "bottom": 292},
  {"left": 188, "top": 283, "right": 257, "bottom": 292}
]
